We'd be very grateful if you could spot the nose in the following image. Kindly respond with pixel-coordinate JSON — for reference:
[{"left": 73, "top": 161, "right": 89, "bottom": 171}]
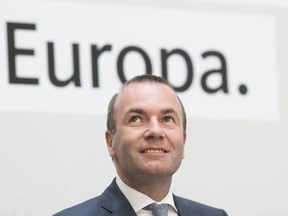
[{"left": 144, "top": 118, "right": 164, "bottom": 140}]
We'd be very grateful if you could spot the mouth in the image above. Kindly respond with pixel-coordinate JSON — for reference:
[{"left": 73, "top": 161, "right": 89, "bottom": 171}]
[{"left": 142, "top": 149, "right": 167, "bottom": 153}]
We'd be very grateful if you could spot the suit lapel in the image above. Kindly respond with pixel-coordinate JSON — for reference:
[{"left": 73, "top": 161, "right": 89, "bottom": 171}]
[
  {"left": 99, "top": 178, "right": 137, "bottom": 216},
  {"left": 173, "top": 194, "right": 190, "bottom": 216}
]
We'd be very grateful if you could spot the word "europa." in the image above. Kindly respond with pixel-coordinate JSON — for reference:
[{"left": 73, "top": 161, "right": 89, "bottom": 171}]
[{"left": 5, "top": 22, "right": 243, "bottom": 94}]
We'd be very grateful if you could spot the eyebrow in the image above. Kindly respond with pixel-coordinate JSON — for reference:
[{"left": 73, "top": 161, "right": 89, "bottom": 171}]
[
  {"left": 126, "top": 108, "right": 145, "bottom": 115},
  {"left": 126, "top": 108, "right": 178, "bottom": 116},
  {"left": 161, "top": 108, "right": 177, "bottom": 116}
]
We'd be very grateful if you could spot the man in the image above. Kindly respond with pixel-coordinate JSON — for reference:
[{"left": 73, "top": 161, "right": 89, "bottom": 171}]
[{"left": 54, "top": 75, "right": 228, "bottom": 216}]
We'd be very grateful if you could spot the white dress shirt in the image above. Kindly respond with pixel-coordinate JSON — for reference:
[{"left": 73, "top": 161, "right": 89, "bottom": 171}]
[{"left": 116, "top": 177, "right": 178, "bottom": 216}]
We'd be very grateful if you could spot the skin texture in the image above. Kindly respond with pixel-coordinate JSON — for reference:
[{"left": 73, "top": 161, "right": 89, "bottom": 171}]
[{"left": 105, "top": 82, "right": 186, "bottom": 201}]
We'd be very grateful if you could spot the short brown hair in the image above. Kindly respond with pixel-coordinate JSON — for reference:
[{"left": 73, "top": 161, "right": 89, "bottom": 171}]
[{"left": 106, "top": 74, "right": 187, "bottom": 134}]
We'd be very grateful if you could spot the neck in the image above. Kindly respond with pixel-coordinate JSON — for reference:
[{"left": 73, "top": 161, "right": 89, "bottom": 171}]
[{"left": 120, "top": 174, "right": 172, "bottom": 201}]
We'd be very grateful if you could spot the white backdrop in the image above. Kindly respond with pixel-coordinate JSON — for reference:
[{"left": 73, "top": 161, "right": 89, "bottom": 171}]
[{"left": 0, "top": 0, "right": 287, "bottom": 216}]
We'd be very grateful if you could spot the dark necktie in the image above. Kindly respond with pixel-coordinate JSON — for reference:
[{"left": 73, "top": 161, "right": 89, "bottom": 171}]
[{"left": 143, "top": 203, "right": 169, "bottom": 216}]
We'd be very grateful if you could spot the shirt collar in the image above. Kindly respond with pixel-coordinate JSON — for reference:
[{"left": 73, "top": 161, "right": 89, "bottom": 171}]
[{"left": 116, "top": 176, "right": 178, "bottom": 213}]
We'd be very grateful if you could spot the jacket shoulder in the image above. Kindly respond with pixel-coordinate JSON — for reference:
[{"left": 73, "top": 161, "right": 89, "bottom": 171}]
[
  {"left": 53, "top": 178, "right": 133, "bottom": 216},
  {"left": 53, "top": 196, "right": 105, "bottom": 216},
  {"left": 173, "top": 195, "right": 228, "bottom": 216}
]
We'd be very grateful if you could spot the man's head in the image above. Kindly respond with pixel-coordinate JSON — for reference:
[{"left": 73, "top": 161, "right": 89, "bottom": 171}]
[
  {"left": 107, "top": 75, "right": 187, "bottom": 134},
  {"left": 105, "top": 74, "right": 187, "bottom": 188}
]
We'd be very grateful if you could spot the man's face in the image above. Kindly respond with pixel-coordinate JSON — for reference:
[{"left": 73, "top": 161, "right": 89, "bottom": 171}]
[{"left": 106, "top": 82, "right": 186, "bottom": 183}]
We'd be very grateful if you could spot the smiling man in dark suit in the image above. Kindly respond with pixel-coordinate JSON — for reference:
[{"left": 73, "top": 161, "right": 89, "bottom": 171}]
[{"left": 53, "top": 75, "right": 228, "bottom": 216}]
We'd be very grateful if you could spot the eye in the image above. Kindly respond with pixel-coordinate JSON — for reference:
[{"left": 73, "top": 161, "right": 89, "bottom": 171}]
[
  {"left": 162, "top": 116, "right": 174, "bottom": 123},
  {"left": 129, "top": 116, "right": 141, "bottom": 123}
]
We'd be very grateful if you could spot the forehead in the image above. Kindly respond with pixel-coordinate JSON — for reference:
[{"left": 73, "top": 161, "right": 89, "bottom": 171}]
[{"left": 114, "top": 82, "right": 182, "bottom": 113}]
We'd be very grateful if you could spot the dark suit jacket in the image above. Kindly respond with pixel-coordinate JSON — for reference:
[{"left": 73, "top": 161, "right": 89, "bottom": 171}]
[{"left": 53, "top": 179, "right": 228, "bottom": 216}]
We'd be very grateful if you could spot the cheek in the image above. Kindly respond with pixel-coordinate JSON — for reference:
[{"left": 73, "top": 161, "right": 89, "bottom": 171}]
[
  {"left": 169, "top": 136, "right": 185, "bottom": 158},
  {"left": 168, "top": 131, "right": 185, "bottom": 146},
  {"left": 113, "top": 128, "right": 144, "bottom": 158},
  {"left": 112, "top": 136, "right": 131, "bottom": 158}
]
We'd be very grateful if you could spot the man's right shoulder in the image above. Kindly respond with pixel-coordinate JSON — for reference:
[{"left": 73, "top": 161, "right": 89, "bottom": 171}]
[
  {"left": 53, "top": 178, "right": 127, "bottom": 216},
  {"left": 53, "top": 196, "right": 104, "bottom": 216}
]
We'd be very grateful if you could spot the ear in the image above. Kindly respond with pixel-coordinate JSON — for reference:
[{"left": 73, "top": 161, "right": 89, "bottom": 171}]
[
  {"left": 182, "top": 132, "right": 187, "bottom": 159},
  {"left": 105, "top": 130, "right": 116, "bottom": 158},
  {"left": 183, "top": 132, "right": 187, "bottom": 144}
]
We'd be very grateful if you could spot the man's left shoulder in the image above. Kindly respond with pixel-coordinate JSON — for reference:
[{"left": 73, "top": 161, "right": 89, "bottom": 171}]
[{"left": 173, "top": 195, "right": 228, "bottom": 216}]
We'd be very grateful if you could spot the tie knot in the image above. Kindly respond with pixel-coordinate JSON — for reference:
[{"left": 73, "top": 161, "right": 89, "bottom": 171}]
[{"left": 143, "top": 203, "right": 168, "bottom": 216}]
